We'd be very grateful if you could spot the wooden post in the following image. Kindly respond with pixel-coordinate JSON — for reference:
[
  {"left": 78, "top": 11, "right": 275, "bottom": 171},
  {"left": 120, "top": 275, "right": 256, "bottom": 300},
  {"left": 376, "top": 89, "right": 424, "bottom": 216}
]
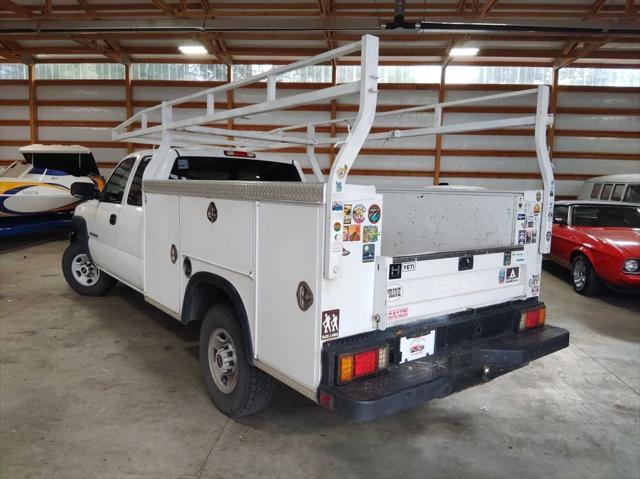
[
  {"left": 548, "top": 68, "right": 559, "bottom": 162},
  {"left": 226, "top": 64, "right": 234, "bottom": 131},
  {"left": 433, "top": 65, "right": 447, "bottom": 185},
  {"left": 125, "top": 63, "right": 134, "bottom": 153},
  {"left": 28, "top": 64, "right": 38, "bottom": 144}
]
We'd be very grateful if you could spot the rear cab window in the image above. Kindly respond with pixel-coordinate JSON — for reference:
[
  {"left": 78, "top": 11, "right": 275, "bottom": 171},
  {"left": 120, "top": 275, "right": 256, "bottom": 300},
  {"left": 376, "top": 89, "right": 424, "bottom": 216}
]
[
  {"left": 611, "top": 184, "right": 625, "bottom": 201},
  {"left": 600, "top": 183, "right": 613, "bottom": 200},
  {"left": 169, "top": 156, "right": 302, "bottom": 182}
]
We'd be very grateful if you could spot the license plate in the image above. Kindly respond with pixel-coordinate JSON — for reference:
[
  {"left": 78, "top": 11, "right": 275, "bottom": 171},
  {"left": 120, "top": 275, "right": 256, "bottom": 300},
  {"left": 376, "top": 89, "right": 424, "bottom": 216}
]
[{"left": 399, "top": 331, "right": 436, "bottom": 364}]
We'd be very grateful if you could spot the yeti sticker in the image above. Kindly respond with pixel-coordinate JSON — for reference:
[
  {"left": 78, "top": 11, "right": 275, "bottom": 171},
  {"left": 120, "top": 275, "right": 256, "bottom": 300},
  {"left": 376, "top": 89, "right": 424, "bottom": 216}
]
[{"left": 321, "top": 309, "right": 340, "bottom": 340}]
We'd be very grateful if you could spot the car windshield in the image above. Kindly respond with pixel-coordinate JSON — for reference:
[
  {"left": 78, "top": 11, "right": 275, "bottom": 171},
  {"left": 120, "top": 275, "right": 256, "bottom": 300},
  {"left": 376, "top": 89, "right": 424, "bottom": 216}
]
[
  {"left": 169, "top": 156, "right": 302, "bottom": 182},
  {"left": 572, "top": 205, "right": 640, "bottom": 228},
  {"left": 624, "top": 184, "right": 640, "bottom": 203}
]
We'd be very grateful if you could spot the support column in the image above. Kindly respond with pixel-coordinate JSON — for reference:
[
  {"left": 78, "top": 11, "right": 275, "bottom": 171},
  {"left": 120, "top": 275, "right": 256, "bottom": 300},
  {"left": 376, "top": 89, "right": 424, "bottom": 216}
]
[
  {"left": 28, "top": 64, "right": 38, "bottom": 144},
  {"left": 125, "top": 64, "right": 134, "bottom": 153},
  {"left": 548, "top": 68, "right": 559, "bottom": 162},
  {"left": 433, "top": 66, "right": 447, "bottom": 185},
  {"left": 329, "top": 62, "right": 337, "bottom": 169},
  {"left": 226, "top": 64, "right": 234, "bottom": 131}
]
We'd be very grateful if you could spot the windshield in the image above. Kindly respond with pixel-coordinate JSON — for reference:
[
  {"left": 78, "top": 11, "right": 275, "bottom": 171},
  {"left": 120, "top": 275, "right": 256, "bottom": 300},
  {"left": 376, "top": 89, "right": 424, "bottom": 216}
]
[
  {"left": 21, "top": 152, "right": 100, "bottom": 177},
  {"left": 170, "top": 156, "right": 302, "bottom": 182},
  {"left": 572, "top": 205, "right": 640, "bottom": 228}
]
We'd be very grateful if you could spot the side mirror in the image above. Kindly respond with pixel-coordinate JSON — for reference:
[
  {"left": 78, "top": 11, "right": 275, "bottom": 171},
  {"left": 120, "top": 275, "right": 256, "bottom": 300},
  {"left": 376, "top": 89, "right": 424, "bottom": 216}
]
[
  {"left": 71, "top": 182, "right": 99, "bottom": 200},
  {"left": 553, "top": 217, "right": 567, "bottom": 226}
]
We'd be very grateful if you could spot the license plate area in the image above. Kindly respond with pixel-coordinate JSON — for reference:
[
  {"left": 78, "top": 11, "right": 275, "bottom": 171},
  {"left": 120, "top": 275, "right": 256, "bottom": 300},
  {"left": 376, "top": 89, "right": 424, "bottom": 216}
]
[{"left": 399, "top": 330, "right": 436, "bottom": 364}]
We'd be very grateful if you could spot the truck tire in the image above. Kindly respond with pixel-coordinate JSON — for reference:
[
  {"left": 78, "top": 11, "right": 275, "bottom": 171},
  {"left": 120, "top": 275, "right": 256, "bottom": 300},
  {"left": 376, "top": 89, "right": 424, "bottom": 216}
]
[
  {"left": 199, "top": 304, "right": 273, "bottom": 418},
  {"left": 571, "top": 254, "right": 603, "bottom": 296},
  {"left": 62, "top": 242, "right": 117, "bottom": 296}
]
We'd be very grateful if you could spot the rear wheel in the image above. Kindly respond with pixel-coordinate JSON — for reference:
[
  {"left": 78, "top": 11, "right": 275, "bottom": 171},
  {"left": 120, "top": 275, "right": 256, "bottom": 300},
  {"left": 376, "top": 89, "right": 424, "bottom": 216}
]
[
  {"left": 199, "top": 304, "right": 273, "bottom": 418},
  {"left": 571, "top": 254, "right": 602, "bottom": 296},
  {"left": 62, "top": 242, "right": 117, "bottom": 296}
]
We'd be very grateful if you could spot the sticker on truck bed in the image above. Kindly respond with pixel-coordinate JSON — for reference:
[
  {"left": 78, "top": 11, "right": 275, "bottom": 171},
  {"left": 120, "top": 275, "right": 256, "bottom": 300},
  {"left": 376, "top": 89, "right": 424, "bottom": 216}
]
[
  {"left": 388, "top": 307, "right": 409, "bottom": 322},
  {"left": 400, "top": 331, "right": 435, "bottom": 364},
  {"left": 321, "top": 309, "right": 340, "bottom": 340},
  {"left": 506, "top": 267, "right": 520, "bottom": 283}
]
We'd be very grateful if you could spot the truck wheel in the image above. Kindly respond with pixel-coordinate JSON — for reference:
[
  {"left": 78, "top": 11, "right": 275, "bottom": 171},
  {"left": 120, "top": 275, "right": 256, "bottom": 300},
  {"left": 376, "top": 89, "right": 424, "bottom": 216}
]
[
  {"left": 62, "top": 242, "right": 117, "bottom": 296},
  {"left": 199, "top": 304, "right": 273, "bottom": 418},
  {"left": 571, "top": 254, "right": 603, "bottom": 296}
]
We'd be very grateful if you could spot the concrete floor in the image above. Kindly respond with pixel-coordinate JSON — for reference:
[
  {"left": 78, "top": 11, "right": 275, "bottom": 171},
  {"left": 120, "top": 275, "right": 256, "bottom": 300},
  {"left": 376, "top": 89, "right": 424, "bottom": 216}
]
[{"left": 1, "top": 235, "right": 639, "bottom": 479}]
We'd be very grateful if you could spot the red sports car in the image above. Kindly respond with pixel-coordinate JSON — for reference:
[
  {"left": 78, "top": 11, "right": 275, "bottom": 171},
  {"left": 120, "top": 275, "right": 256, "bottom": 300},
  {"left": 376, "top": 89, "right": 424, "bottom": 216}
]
[{"left": 548, "top": 201, "right": 640, "bottom": 295}]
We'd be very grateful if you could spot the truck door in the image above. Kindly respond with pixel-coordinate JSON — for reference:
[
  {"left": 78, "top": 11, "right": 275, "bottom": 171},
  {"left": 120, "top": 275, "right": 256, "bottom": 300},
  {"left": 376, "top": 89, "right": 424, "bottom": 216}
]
[
  {"left": 89, "top": 156, "right": 137, "bottom": 275},
  {"left": 115, "top": 155, "right": 151, "bottom": 290}
]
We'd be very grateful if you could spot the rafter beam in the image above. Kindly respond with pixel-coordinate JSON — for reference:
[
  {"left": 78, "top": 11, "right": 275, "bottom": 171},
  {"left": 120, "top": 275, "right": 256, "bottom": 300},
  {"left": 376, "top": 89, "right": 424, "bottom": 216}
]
[
  {"left": 478, "top": 0, "right": 498, "bottom": 17},
  {"left": 149, "top": 0, "right": 174, "bottom": 16},
  {"left": 0, "top": 0, "right": 32, "bottom": 17},
  {"left": 591, "top": 0, "right": 607, "bottom": 13},
  {"left": 76, "top": 0, "right": 96, "bottom": 15},
  {"left": 197, "top": 33, "right": 232, "bottom": 66},
  {"left": 0, "top": 39, "right": 34, "bottom": 64},
  {"left": 200, "top": 0, "right": 209, "bottom": 13},
  {"left": 103, "top": 37, "right": 131, "bottom": 64},
  {"left": 69, "top": 36, "right": 130, "bottom": 64},
  {"left": 554, "top": 41, "right": 606, "bottom": 69}
]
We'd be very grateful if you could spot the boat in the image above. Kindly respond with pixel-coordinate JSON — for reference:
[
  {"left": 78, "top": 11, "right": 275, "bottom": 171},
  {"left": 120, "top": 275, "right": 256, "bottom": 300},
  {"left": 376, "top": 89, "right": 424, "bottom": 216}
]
[{"left": 0, "top": 144, "right": 104, "bottom": 218}]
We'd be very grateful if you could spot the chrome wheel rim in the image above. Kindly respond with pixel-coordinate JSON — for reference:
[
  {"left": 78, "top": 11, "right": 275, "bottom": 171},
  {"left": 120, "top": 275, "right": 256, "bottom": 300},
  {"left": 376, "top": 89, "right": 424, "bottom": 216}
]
[
  {"left": 572, "top": 257, "right": 587, "bottom": 290},
  {"left": 71, "top": 253, "right": 100, "bottom": 287},
  {"left": 208, "top": 327, "right": 238, "bottom": 394}
]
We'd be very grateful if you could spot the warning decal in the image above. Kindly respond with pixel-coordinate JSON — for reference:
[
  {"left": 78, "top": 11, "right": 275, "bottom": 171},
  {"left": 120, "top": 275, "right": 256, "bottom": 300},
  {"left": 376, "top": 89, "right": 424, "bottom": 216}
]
[{"left": 506, "top": 267, "right": 520, "bottom": 283}]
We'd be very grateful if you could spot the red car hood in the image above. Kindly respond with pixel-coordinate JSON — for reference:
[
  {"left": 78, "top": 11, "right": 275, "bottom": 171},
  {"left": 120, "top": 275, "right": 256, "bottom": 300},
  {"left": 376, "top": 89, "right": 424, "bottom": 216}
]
[{"left": 579, "top": 227, "right": 640, "bottom": 256}]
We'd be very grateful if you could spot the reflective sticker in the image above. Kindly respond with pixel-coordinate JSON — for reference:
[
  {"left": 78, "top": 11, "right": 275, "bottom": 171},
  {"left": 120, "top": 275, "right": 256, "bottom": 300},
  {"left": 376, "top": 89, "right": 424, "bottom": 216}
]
[
  {"left": 362, "top": 243, "right": 375, "bottom": 263},
  {"left": 387, "top": 283, "right": 402, "bottom": 302},
  {"left": 368, "top": 204, "right": 381, "bottom": 224},
  {"left": 352, "top": 204, "right": 366, "bottom": 224},
  {"left": 506, "top": 267, "right": 520, "bottom": 283},
  {"left": 363, "top": 225, "right": 379, "bottom": 243},
  {"left": 343, "top": 203, "right": 352, "bottom": 225},
  {"left": 388, "top": 307, "right": 409, "bottom": 322},
  {"left": 321, "top": 309, "right": 340, "bottom": 340}
]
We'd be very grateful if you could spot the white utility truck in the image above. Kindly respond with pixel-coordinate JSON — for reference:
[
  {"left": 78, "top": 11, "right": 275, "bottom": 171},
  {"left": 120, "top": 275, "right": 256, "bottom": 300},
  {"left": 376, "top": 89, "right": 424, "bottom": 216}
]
[{"left": 62, "top": 35, "right": 568, "bottom": 421}]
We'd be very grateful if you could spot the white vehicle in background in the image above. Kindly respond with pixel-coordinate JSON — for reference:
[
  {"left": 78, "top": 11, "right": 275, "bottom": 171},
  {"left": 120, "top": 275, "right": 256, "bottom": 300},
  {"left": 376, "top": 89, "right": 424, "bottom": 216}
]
[
  {"left": 61, "top": 36, "right": 569, "bottom": 421},
  {"left": 578, "top": 174, "right": 640, "bottom": 204}
]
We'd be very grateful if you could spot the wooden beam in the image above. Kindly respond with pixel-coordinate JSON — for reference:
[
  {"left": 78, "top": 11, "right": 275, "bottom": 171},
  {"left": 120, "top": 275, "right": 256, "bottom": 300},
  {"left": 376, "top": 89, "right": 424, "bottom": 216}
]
[
  {"left": 125, "top": 64, "right": 134, "bottom": 153},
  {"left": 28, "top": 64, "right": 38, "bottom": 144},
  {"left": 149, "top": 0, "right": 175, "bottom": 16},
  {"left": 43, "top": 0, "right": 52, "bottom": 15},
  {"left": 626, "top": 0, "right": 635, "bottom": 14},
  {"left": 197, "top": 33, "right": 232, "bottom": 66},
  {"left": 69, "top": 36, "right": 130, "bottom": 63},
  {"left": 590, "top": 0, "right": 606, "bottom": 13},
  {"left": 103, "top": 38, "right": 131, "bottom": 64},
  {"left": 479, "top": 0, "right": 499, "bottom": 17},
  {"left": 433, "top": 66, "right": 447, "bottom": 186},
  {"left": 76, "top": 0, "right": 97, "bottom": 15},
  {"left": 554, "top": 41, "right": 605, "bottom": 69},
  {"left": 329, "top": 62, "right": 337, "bottom": 169},
  {"left": 226, "top": 65, "right": 234, "bottom": 131},
  {"left": 0, "top": 39, "right": 34, "bottom": 64},
  {"left": 0, "top": 0, "right": 32, "bottom": 17}
]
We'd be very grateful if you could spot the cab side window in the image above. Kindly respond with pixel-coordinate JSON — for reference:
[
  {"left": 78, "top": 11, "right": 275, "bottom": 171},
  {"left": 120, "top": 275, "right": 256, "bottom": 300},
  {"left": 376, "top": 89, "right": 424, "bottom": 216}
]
[
  {"left": 590, "top": 183, "right": 602, "bottom": 199},
  {"left": 553, "top": 205, "right": 569, "bottom": 224},
  {"left": 127, "top": 156, "right": 152, "bottom": 207},
  {"left": 101, "top": 157, "right": 136, "bottom": 204}
]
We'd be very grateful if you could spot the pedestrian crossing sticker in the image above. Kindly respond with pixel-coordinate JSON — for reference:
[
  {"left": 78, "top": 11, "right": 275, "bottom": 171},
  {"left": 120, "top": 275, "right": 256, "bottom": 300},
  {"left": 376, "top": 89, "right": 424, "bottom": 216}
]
[{"left": 321, "top": 309, "right": 340, "bottom": 340}]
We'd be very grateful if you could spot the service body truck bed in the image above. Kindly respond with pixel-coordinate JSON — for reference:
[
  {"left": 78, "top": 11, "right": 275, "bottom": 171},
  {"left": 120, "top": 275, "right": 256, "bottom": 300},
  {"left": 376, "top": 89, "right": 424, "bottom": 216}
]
[{"left": 63, "top": 35, "right": 568, "bottom": 420}]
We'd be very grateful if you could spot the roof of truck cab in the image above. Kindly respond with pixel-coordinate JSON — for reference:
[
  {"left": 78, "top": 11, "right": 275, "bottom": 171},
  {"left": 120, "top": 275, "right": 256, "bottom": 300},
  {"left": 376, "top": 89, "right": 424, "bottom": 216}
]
[
  {"left": 134, "top": 148, "right": 296, "bottom": 166},
  {"left": 555, "top": 200, "right": 640, "bottom": 207},
  {"left": 19, "top": 144, "right": 92, "bottom": 154},
  {"left": 582, "top": 174, "right": 640, "bottom": 183}
]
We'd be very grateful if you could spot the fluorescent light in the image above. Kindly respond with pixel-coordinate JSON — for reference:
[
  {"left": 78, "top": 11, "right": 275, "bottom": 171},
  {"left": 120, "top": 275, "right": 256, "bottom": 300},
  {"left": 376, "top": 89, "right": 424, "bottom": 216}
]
[
  {"left": 450, "top": 47, "right": 479, "bottom": 57},
  {"left": 179, "top": 44, "right": 208, "bottom": 55}
]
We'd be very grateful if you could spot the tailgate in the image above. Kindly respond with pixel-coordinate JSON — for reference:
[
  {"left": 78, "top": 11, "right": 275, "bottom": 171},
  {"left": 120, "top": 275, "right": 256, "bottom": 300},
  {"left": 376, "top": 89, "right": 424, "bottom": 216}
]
[{"left": 374, "top": 246, "right": 527, "bottom": 329}]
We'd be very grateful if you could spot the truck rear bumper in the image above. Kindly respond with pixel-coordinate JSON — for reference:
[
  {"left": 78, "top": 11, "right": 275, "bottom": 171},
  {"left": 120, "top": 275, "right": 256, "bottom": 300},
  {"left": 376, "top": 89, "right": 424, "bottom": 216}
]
[{"left": 318, "top": 324, "right": 569, "bottom": 421}]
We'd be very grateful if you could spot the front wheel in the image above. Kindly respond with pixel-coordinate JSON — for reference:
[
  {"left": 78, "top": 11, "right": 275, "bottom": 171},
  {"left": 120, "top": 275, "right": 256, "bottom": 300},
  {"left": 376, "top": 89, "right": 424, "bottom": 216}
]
[
  {"left": 199, "top": 304, "right": 273, "bottom": 418},
  {"left": 571, "top": 254, "right": 603, "bottom": 296},
  {"left": 62, "top": 242, "right": 117, "bottom": 296}
]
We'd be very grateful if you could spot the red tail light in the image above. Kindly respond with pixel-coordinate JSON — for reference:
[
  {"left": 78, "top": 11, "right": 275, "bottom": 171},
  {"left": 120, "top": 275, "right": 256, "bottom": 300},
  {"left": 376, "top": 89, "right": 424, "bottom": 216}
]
[
  {"left": 519, "top": 306, "right": 546, "bottom": 332},
  {"left": 224, "top": 150, "right": 256, "bottom": 158},
  {"left": 338, "top": 345, "right": 389, "bottom": 384}
]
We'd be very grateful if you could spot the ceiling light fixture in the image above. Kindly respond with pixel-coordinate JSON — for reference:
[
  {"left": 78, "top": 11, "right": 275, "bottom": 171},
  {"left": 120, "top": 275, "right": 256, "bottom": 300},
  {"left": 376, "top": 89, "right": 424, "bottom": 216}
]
[
  {"left": 179, "top": 44, "right": 208, "bottom": 55},
  {"left": 449, "top": 47, "right": 479, "bottom": 56}
]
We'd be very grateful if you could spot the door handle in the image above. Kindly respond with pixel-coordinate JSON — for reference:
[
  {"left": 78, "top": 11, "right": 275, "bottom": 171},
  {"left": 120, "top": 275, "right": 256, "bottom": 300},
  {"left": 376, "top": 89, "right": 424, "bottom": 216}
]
[{"left": 109, "top": 214, "right": 117, "bottom": 225}]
